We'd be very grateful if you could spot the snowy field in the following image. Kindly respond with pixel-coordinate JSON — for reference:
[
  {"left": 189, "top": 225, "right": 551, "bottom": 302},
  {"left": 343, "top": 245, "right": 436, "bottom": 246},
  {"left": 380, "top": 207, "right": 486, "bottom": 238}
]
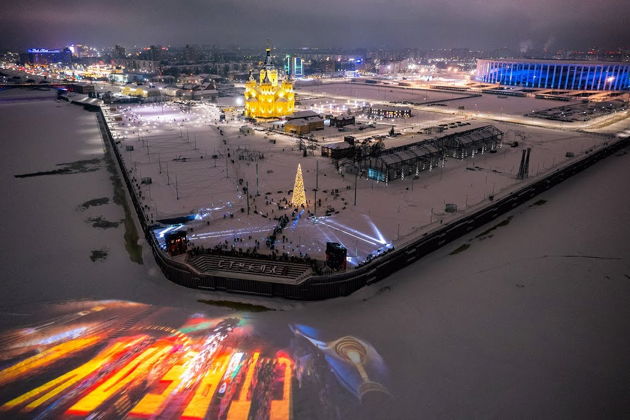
[
  {"left": 441, "top": 93, "right": 581, "bottom": 115},
  {"left": 296, "top": 83, "right": 470, "bottom": 104},
  {"left": 104, "top": 102, "right": 610, "bottom": 264},
  {"left": 296, "top": 82, "right": 582, "bottom": 115},
  {"left": 0, "top": 89, "right": 629, "bottom": 418}
]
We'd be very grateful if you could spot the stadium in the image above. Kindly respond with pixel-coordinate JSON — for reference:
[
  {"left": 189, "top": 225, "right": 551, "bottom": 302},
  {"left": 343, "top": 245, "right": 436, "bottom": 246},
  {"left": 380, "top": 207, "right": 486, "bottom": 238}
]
[{"left": 476, "top": 59, "right": 630, "bottom": 91}]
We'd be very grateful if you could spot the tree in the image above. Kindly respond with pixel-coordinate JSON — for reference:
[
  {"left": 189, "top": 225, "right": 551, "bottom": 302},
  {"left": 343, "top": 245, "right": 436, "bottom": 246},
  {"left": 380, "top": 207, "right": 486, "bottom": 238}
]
[{"left": 291, "top": 164, "right": 307, "bottom": 208}]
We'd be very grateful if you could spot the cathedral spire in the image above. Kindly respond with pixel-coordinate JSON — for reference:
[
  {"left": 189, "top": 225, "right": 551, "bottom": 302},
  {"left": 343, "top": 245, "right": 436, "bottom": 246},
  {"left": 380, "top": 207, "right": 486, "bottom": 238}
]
[{"left": 264, "top": 46, "right": 274, "bottom": 69}]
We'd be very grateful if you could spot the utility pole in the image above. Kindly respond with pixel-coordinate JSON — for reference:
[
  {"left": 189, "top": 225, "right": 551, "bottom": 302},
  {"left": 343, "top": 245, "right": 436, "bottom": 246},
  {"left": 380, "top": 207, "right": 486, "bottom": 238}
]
[
  {"left": 255, "top": 161, "right": 259, "bottom": 196},
  {"left": 354, "top": 164, "right": 358, "bottom": 206},
  {"left": 175, "top": 175, "right": 179, "bottom": 200},
  {"left": 166, "top": 162, "right": 170, "bottom": 185},
  {"left": 314, "top": 160, "right": 319, "bottom": 216},
  {"left": 245, "top": 182, "right": 250, "bottom": 215}
]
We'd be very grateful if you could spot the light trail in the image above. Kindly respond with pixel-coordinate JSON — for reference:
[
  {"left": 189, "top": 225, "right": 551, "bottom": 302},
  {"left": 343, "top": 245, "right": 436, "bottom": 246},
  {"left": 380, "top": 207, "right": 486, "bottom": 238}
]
[
  {"left": 322, "top": 218, "right": 387, "bottom": 245},
  {"left": 189, "top": 225, "right": 275, "bottom": 241},
  {"left": 155, "top": 224, "right": 184, "bottom": 238},
  {"left": 366, "top": 216, "right": 388, "bottom": 244},
  {"left": 316, "top": 220, "right": 380, "bottom": 246}
]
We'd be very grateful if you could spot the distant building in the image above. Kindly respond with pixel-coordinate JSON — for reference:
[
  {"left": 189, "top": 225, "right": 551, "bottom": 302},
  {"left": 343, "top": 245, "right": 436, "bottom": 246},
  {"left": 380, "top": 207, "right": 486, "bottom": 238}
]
[
  {"left": 188, "top": 82, "right": 219, "bottom": 101},
  {"left": 112, "top": 45, "right": 127, "bottom": 60},
  {"left": 140, "top": 45, "right": 166, "bottom": 62},
  {"left": 284, "top": 55, "right": 304, "bottom": 78},
  {"left": 283, "top": 110, "right": 324, "bottom": 135},
  {"left": 321, "top": 141, "right": 355, "bottom": 159},
  {"left": 284, "top": 117, "right": 324, "bottom": 135},
  {"left": 330, "top": 115, "right": 355, "bottom": 127},
  {"left": 120, "top": 85, "right": 163, "bottom": 101},
  {"left": 111, "top": 58, "right": 159, "bottom": 74},
  {"left": 183, "top": 44, "right": 201, "bottom": 63},
  {"left": 20, "top": 48, "right": 72, "bottom": 65},
  {"left": 109, "top": 70, "right": 150, "bottom": 83},
  {"left": 286, "top": 110, "right": 320, "bottom": 120},
  {"left": 192, "top": 88, "right": 219, "bottom": 101},
  {"left": 68, "top": 83, "right": 95, "bottom": 94},
  {"left": 161, "top": 86, "right": 180, "bottom": 97},
  {"left": 67, "top": 44, "right": 99, "bottom": 58},
  {"left": 244, "top": 47, "right": 295, "bottom": 118},
  {"left": 476, "top": 59, "right": 630, "bottom": 91},
  {"left": 293, "top": 57, "right": 304, "bottom": 77}
]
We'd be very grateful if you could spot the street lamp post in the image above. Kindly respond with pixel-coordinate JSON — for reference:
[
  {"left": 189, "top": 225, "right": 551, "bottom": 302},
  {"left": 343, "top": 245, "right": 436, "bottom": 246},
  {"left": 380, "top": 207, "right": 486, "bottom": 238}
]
[
  {"left": 314, "top": 160, "right": 319, "bottom": 216},
  {"left": 245, "top": 182, "right": 250, "bottom": 215},
  {"left": 354, "top": 164, "right": 358, "bottom": 206}
]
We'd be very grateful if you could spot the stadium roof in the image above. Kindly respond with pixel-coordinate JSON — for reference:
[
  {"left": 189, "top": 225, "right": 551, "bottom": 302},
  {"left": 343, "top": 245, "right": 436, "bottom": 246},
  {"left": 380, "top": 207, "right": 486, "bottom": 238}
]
[{"left": 478, "top": 58, "right": 628, "bottom": 66}]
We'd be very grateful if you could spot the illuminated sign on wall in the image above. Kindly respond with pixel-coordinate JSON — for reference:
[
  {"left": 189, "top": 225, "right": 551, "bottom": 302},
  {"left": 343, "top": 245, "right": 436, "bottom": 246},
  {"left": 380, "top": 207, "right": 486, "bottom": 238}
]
[{"left": 27, "top": 48, "right": 62, "bottom": 53}]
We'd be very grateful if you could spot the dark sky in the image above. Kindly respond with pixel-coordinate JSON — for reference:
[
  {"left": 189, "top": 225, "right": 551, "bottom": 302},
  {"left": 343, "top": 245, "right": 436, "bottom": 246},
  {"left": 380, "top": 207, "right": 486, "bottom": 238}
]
[{"left": 1, "top": 0, "right": 629, "bottom": 51}]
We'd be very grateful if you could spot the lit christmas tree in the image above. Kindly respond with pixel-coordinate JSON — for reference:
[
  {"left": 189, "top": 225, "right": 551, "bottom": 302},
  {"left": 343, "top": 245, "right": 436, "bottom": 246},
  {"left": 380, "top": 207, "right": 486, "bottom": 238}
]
[{"left": 291, "top": 163, "right": 307, "bottom": 208}]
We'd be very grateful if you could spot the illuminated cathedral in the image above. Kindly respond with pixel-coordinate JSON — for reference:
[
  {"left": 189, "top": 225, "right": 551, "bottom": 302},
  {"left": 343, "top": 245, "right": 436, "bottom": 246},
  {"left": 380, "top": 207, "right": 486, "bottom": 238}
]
[{"left": 244, "top": 47, "right": 295, "bottom": 119}]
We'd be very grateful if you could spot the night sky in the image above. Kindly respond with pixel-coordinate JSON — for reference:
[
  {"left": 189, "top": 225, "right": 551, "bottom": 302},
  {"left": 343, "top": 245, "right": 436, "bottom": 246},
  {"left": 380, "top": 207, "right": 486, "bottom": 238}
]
[{"left": 1, "top": 0, "right": 629, "bottom": 50}]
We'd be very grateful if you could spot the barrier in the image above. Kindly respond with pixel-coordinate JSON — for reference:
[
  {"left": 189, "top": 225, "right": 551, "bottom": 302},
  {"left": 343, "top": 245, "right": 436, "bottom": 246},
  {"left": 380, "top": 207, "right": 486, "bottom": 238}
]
[{"left": 97, "top": 107, "right": 628, "bottom": 300}]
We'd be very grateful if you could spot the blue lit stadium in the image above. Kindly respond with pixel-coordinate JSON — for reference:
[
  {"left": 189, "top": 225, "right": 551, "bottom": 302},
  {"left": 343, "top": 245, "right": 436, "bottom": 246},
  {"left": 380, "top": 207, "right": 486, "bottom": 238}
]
[{"left": 476, "top": 59, "right": 630, "bottom": 91}]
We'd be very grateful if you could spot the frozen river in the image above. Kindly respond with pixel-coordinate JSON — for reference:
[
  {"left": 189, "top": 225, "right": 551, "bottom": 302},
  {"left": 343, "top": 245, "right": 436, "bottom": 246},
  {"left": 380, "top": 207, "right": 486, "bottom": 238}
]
[{"left": 0, "top": 89, "right": 629, "bottom": 419}]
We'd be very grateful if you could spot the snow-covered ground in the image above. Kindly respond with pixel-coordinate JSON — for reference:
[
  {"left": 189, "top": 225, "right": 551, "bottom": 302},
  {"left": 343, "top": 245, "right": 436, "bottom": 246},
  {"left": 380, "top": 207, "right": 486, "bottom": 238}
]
[
  {"left": 103, "top": 102, "right": 610, "bottom": 264},
  {"left": 1, "top": 89, "right": 629, "bottom": 419},
  {"left": 0, "top": 91, "right": 197, "bottom": 309},
  {"left": 297, "top": 83, "right": 471, "bottom": 104},
  {"left": 296, "top": 82, "right": 582, "bottom": 114}
]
